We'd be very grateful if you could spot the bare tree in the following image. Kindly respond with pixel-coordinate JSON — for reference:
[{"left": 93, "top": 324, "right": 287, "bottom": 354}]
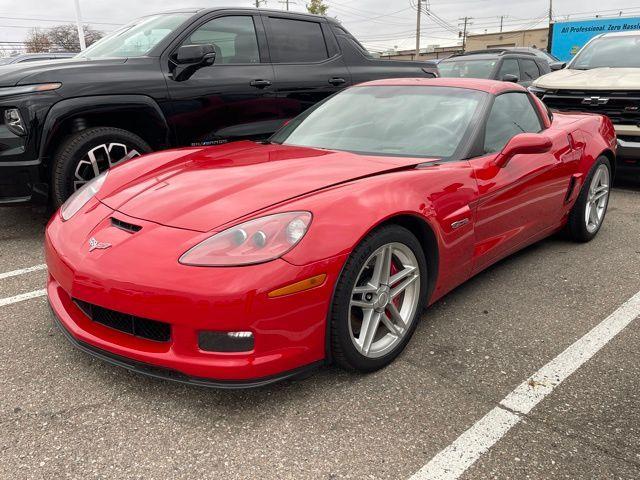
[
  {"left": 24, "top": 24, "right": 104, "bottom": 53},
  {"left": 47, "top": 24, "right": 104, "bottom": 51},
  {"left": 25, "top": 28, "right": 52, "bottom": 53}
]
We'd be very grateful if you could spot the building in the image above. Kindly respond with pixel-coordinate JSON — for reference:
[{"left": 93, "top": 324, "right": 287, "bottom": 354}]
[
  {"left": 378, "top": 44, "right": 462, "bottom": 61},
  {"left": 465, "top": 27, "right": 549, "bottom": 52}
]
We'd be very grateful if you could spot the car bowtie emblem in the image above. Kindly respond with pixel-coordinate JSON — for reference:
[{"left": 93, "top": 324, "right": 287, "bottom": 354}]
[
  {"left": 88, "top": 237, "right": 112, "bottom": 252},
  {"left": 581, "top": 96, "right": 609, "bottom": 106}
]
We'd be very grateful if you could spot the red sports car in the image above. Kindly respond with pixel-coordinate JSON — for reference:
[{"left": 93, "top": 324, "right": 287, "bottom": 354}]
[{"left": 46, "top": 78, "right": 616, "bottom": 387}]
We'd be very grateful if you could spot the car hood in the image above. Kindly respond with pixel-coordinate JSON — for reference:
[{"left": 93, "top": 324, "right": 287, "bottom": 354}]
[
  {"left": 534, "top": 67, "right": 640, "bottom": 90},
  {"left": 0, "top": 57, "right": 127, "bottom": 87},
  {"left": 98, "top": 141, "right": 424, "bottom": 232}
]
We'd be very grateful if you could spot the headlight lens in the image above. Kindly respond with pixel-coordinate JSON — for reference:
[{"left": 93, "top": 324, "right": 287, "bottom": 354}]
[
  {"left": 179, "top": 211, "right": 312, "bottom": 266},
  {"left": 60, "top": 171, "right": 108, "bottom": 221},
  {"left": 0, "top": 83, "right": 62, "bottom": 98},
  {"left": 528, "top": 86, "right": 547, "bottom": 99},
  {"left": 3, "top": 108, "right": 25, "bottom": 136}
]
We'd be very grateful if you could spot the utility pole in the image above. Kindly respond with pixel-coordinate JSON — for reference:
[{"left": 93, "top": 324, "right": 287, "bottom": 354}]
[
  {"left": 73, "top": 0, "right": 86, "bottom": 51},
  {"left": 548, "top": 0, "right": 553, "bottom": 28},
  {"left": 415, "top": 0, "right": 422, "bottom": 59},
  {"left": 459, "top": 16, "right": 470, "bottom": 52},
  {"left": 499, "top": 15, "right": 504, "bottom": 33}
]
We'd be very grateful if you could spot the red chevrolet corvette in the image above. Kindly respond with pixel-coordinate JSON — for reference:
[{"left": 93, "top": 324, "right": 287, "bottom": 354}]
[{"left": 46, "top": 78, "right": 616, "bottom": 387}]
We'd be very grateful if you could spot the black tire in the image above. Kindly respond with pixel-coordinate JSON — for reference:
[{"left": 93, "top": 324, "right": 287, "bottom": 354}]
[
  {"left": 330, "top": 225, "right": 428, "bottom": 372},
  {"left": 51, "top": 127, "right": 151, "bottom": 207},
  {"left": 566, "top": 155, "right": 612, "bottom": 243}
]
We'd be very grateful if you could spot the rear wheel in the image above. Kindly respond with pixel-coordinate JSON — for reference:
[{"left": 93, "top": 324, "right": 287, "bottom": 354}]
[
  {"left": 566, "top": 156, "right": 611, "bottom": 242},
  {"left": 51, "top": 127, "right": 151, "bottom": 207},
  {"left": 330, "top": 225, "right": 428, "bottom": 372}
]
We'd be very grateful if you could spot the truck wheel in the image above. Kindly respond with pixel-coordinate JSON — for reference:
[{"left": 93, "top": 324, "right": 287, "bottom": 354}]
[{"left": 51, "top": 127, "right": 151, "bottom": 207}]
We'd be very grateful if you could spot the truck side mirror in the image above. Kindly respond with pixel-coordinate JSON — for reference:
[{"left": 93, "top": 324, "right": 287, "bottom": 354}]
[
  {"left": 172, "top": 44, "right": 216, "bottom": 81},
  {"left": 501, "top": 74, "right": 519, "bottom": 83},
  {"left": 550, "top": 62, "right": 566, "bottom": 71}
]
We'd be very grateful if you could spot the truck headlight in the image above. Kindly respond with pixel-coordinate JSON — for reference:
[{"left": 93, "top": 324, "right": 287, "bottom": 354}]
[
  {"left": 528, "top": 86, "right": 547, "bottom": 99},
  {"left": 4, "top": 108, "right": 25, "bottom": 136}
]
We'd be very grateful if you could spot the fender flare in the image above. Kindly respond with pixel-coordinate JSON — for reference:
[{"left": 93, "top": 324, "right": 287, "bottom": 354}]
[{"left": 39, "top": 95, "right": 171, "bottom": 161}]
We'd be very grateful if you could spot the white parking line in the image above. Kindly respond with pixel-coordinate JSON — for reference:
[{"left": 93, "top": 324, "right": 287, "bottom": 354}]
[
  {"left": 0, "top": 289, "right": 47, "bottom": 307},
  {"left": 0, "top": 264, "right": 46, "bottom": 280},
  {"left": 410, "top": 290, "right": 640, "bottom": 480}
]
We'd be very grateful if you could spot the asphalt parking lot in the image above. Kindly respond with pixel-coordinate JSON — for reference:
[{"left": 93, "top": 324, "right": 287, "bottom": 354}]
[{"left": 0, "top": 180, "right": 639, "bottom": 480}]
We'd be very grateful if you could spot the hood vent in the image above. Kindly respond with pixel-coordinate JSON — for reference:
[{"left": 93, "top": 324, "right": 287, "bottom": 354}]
[{"left": 111, "top": 217, "right": 142, "bottom": 233}]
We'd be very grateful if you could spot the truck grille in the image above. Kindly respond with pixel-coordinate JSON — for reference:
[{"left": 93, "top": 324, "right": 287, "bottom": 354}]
[
  {"left": 74, "top": 299, "right": 171, "bottom": 342},
  {"left": 542, "top": 90, "right": 640, "bottom": 126}
]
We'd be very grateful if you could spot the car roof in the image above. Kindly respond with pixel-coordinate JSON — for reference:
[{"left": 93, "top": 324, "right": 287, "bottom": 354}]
[
  {"left": 357, "top": 77, "right": 527, "bottom": 95},
  {"left": 153, "top": 6, "right": 327, "bottom": 19},
  {"left": 444, "top": 49, "right": 537, "bottom": 61}
]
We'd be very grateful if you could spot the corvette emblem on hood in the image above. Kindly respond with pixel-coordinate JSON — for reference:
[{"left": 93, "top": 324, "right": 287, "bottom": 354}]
[{"left": 88, "top": 237, "right": 112, "bottom": 252}]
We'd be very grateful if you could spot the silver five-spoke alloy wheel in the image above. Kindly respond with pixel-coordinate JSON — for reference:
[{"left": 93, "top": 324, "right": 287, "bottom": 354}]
[
  {"left": 73, "top": 143, "right": 141, "bottom": 191},
  {"left": 585, "top": 164, "right": 610, "bottom": 233},
  {"left": 349, "top": 242, "right": 421, "bottom": 358}
]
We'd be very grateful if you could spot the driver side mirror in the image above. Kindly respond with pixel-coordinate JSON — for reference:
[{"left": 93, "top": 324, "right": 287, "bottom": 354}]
[
  {"left": 172, "top": 44, "right": 216, "bottom": 81},
  {"left": 494, "top": 133, "right": 553, "bottom": 168},
  {"left": 501, "top": 74, "right": 519, "bottom": 83},
  {"left": 550, "top": 61, "right": 566, "bottom": 71}
]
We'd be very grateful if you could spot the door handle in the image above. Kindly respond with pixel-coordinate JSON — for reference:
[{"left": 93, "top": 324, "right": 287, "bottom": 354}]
[
  {"left": 328, "top": 77, "right": 346, "bottom": 86},
  {"left": 250, "top": 79, "right": 272, "bottom": 89}
]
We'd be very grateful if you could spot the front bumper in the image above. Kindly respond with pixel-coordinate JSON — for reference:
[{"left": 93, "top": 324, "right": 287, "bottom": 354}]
[
  {"left": 0, "top": 159, "right": 42, "bottom": 204},
  {"left": 45, "top": 201, "right": 346, "bottom": 384}
]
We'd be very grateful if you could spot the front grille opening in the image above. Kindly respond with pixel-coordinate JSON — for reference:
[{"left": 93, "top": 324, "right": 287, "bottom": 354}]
[
  {"left": 111, "top": 217, "right": 142, "bottom": 233},
  {"left": 74, "top": 299, "right": 170, "bottom": 342}
]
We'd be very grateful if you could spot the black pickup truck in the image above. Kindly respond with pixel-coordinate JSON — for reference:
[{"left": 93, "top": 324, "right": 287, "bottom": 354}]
[{"left": 0, "top": 7, "right": 437, "bottom": 206}]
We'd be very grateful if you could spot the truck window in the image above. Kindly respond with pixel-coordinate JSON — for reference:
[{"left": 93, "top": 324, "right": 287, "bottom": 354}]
[
  {"left": 496, "top": 59, "right": 520, "bottom": 81},
  {"left": 184, "top": 16, "right": 260, "bottom": 64},
  {"left": 267, "top": 17, "right": 329, "bottom": 63},
  {"left": 519, "top": 59, "right": 540, "bottom": 81}
]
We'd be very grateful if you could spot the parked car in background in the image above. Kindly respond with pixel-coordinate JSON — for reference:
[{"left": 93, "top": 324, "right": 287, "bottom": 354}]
[
  {"left": 47, "top": 78, "right": 616, "bottom": 386},
  {"left": 0, "top": 7, "right": 437, "bottom": 207},
  {"left": 531, "top": 31, "right": 640, "bottom": 176},
  {"left": 487, "top": 47, "right": 564, "bottom": 69},
  {"left": 0, "top": 53, "right": 76, "bottom": 65},
  {"left": 438, "top": 49, "right": 551, "bottom": 87}
]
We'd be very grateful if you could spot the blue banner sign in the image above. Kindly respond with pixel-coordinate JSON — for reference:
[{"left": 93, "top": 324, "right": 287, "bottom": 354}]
[{"left": 551, "top": 17, "right": 640, "bottom": 61}]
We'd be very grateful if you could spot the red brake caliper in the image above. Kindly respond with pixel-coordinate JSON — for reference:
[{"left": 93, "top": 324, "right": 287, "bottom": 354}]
[{"left": 388, "top": 259, "right": 402, "bottom": 313}]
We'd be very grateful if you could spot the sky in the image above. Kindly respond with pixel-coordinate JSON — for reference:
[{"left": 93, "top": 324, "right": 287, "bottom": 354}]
[{"left": 0, "top": 0, "right": 638, "bottom": 54}]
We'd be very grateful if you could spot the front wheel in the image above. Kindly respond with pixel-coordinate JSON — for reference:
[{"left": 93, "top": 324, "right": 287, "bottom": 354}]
[
  {"left": 330, "top": 225, "right": 428, "bottom": 372},
  {"left": 51, "top": 127, "right": 151, "bottom": 207},
  {"left": 566, "top": 156, "right": 612, "bottom": 242}
]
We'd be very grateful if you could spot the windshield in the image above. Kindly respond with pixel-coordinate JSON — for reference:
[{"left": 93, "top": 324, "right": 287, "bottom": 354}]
[
  {"left": 79, "top": 13, "right": 191, "bottom": 59},
  {"left": 570, "top": 35, "right": 640, "bottom": 69},
  {"left": 271, "top": 86, "right": 486, "bottom": 158},
  {"left": 438, "top": 59, "right": 497, "bottom": 79}
]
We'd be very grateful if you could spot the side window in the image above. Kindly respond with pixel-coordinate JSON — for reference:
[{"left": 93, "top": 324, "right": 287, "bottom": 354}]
[
  {"left": 520, "top": 59, "right": 541, "bottom": 81},
  {"left": 183, "top": 16, "right": 260, "bottom": 64},
  {"left": 496, "top": 58, "right": 519, "bottom": 81},
  {"left": 484, "top": 93, "right": 543, "bottom": 153},
  {"left": 268, "top": 17, "right": 329, "bottom": 63}
]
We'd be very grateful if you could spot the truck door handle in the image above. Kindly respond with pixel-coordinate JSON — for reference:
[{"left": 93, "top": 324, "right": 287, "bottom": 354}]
[
  {"left": 250, "top": 79, "right": 272, "bottom": 89},
  {"left": 328, "top": 77, "right": 346, "bottom": 86}
]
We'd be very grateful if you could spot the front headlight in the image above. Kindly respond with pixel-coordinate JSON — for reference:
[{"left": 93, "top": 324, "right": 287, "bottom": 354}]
[
  {"left": 528, "top": 86, "right": 547, "bottom": 99},
  {"left": 60, "top": 170, "right": 108, "bottom": 221},
  {"left": 179, "top": 211, "right": 312, "bottom": 266},
  {"left": 0, "top": 83, "right": 61, "bottom": 98}
]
